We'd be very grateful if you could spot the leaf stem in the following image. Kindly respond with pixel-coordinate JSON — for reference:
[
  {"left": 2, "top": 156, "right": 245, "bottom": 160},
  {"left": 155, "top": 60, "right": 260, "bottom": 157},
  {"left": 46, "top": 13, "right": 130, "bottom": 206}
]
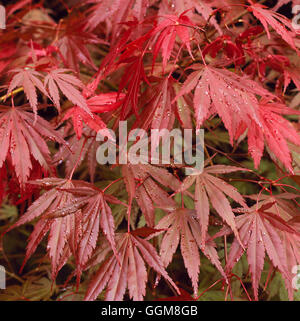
[
  {"left": 0, "top": 87, "right": 24, "bottom": 102},
  {"left": 195, "top": 278, "right": 222, "bottom": 300},
  {"left": 103, "top": 177, "right": 123, "bottom": 193},
  {"left": 69, "top": 138, "right": 87, "bottom": 180},
  {"left": 231, "top": 273, "right": 252, "bottom": 301}
]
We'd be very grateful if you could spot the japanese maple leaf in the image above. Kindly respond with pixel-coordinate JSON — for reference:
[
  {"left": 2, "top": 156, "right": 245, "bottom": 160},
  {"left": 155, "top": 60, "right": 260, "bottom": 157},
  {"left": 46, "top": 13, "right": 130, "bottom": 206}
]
[
  {"left": 215, "top": 202, "right": 299, "bottom": 300},
  {"left": 44, "top": 68, "right": 89, "bottom": 114},
  {"left": 122, "top": 164, "right": 180, "bottom": 227},
  {"left": 0, "top": 105, "right": 65, "bottom": 188},
  {"left": 154, "top": 208, "right": 226, "bottom": 296},
  {"left": 44, "top": 181, "right": 124, "bottom": 272},
  {"left": 244, "top": 54, "right": 300, "bottom": 94},
  {"left": 56, "top": 17, "right": 102, "bottom": 72},
  {"left": 6, "top": 178, "right": 122, "bottom": 280},
  {"left": 151, "top": 12, "right": 194, "bottom": 70},
  {"left": 191, "top": 0, "right": 224, "bottom": 34},
  {"left": 62, "top": 107, "right": 107, "bottom": 140},
  {"left": 53, "top": 127, "right": 100, "bottom": 181},
  {"left": 6, "top": 178, "right": 79, "bottom": 278},
  {"left": 118, "top": 56, "right": 149, "bottom": 119},
  {"left": 253, "top": 54, "right": 300, "bottom": 93},
  {"left": 63, "top": 93, "right": 124, "bottom": 139},
  {"left": 133, "top": 77, "right": 176, "bottom": 138},
  {"left": 174, "top": 65, "right": 275, "bottom": 143},
  {"left": 85, "top": 0, "right": 149, "bottom": 41},
  {"left": 236, "top": 101, "right": 300, "bottom": 172},
  {"left": 246, "top": 193, "right": 300, "bottom": 222},
  {"left": 249, "top": 2, "right": 298, "bottom": 51},
  {"left": 85, "top": 0, "right": 123, "bottom": 32},
  {"left": 202, "top": 35, "right": 245, "bottom": 66},
  {"left": 87, "top": 21, "right": 138, "bottom": 87},
  {"left": 166, "top": 0, "right": 225, "bottom": 35},
  {"left": 7, "top": 68, "right": 49, "bottom": 116},
  {"left": 87, "top": 92, "right": 126, "bottom": 113},
  {"left": 178, "top": 165, "right": 248, "bottom": 247},
  {"left": 84, "top": 232, "right": 179, "bottom": 301}
]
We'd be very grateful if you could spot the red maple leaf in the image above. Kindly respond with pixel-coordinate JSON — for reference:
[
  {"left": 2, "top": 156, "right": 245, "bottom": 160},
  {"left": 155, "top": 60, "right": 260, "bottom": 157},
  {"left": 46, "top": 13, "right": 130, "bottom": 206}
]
[
  {"left": 56, "top": 17, "right": 103, "bottom": 72},
  {"left": 236, "top": 100, "right": 300, "bottom": 172},
  {"left": 62, "top": 92, "right": 124, "bottom": 139},
  {"left": 154, "top": 208, "right": 226, "bottom": 296},
  {"left": 44, "top": 68, "right": 90, "bottom": 114},
  {"left": 178, "top": 165, "right": 248, "bottom": 247},
  {"left": 6, "top": 178, "right": 123, "bottom": 280},
  {"left": 0, "top": 105, "right": 65, "bottom": 188},
  {"left": 6, "top": 178, "right": 78, "bottom": 278},
  {"left": 151, "top": 12, "right": 195, "bottom": 70},
  {"left": 53, "top": 127, "right": 99, "bottom": 181},
  {"left": 118, "top": 56, "right": 149, "bottom": 119},
  {"left": 133, "top": 77, "right": 176, "bottom": 135},
  {"left": 84, "top": 232, "right": 179, "bottom": 301},
  {"left": 45, "top": 181, "right": 125, "bottom": 273},
  {"left": 215, "top": 202, "right": 300, "bottom": 300},
  {"left": 249, "top": 2, "right": 298, "bottom": 51},
  {"left": 122, "top": 164, "right": 180, "bottom": 227},
  {"left": 174, "top": 65, "right": 275, "bottom": 143},
  {"left": 7, "top": 68, "right": 49, "bottom": 116}
]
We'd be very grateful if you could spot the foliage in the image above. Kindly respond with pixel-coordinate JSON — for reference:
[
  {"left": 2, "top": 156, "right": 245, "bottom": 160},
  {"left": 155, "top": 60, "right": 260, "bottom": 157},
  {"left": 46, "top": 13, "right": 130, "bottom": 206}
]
[{"left": 0, "top": 0, "right": 300, "bottom": 302}]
